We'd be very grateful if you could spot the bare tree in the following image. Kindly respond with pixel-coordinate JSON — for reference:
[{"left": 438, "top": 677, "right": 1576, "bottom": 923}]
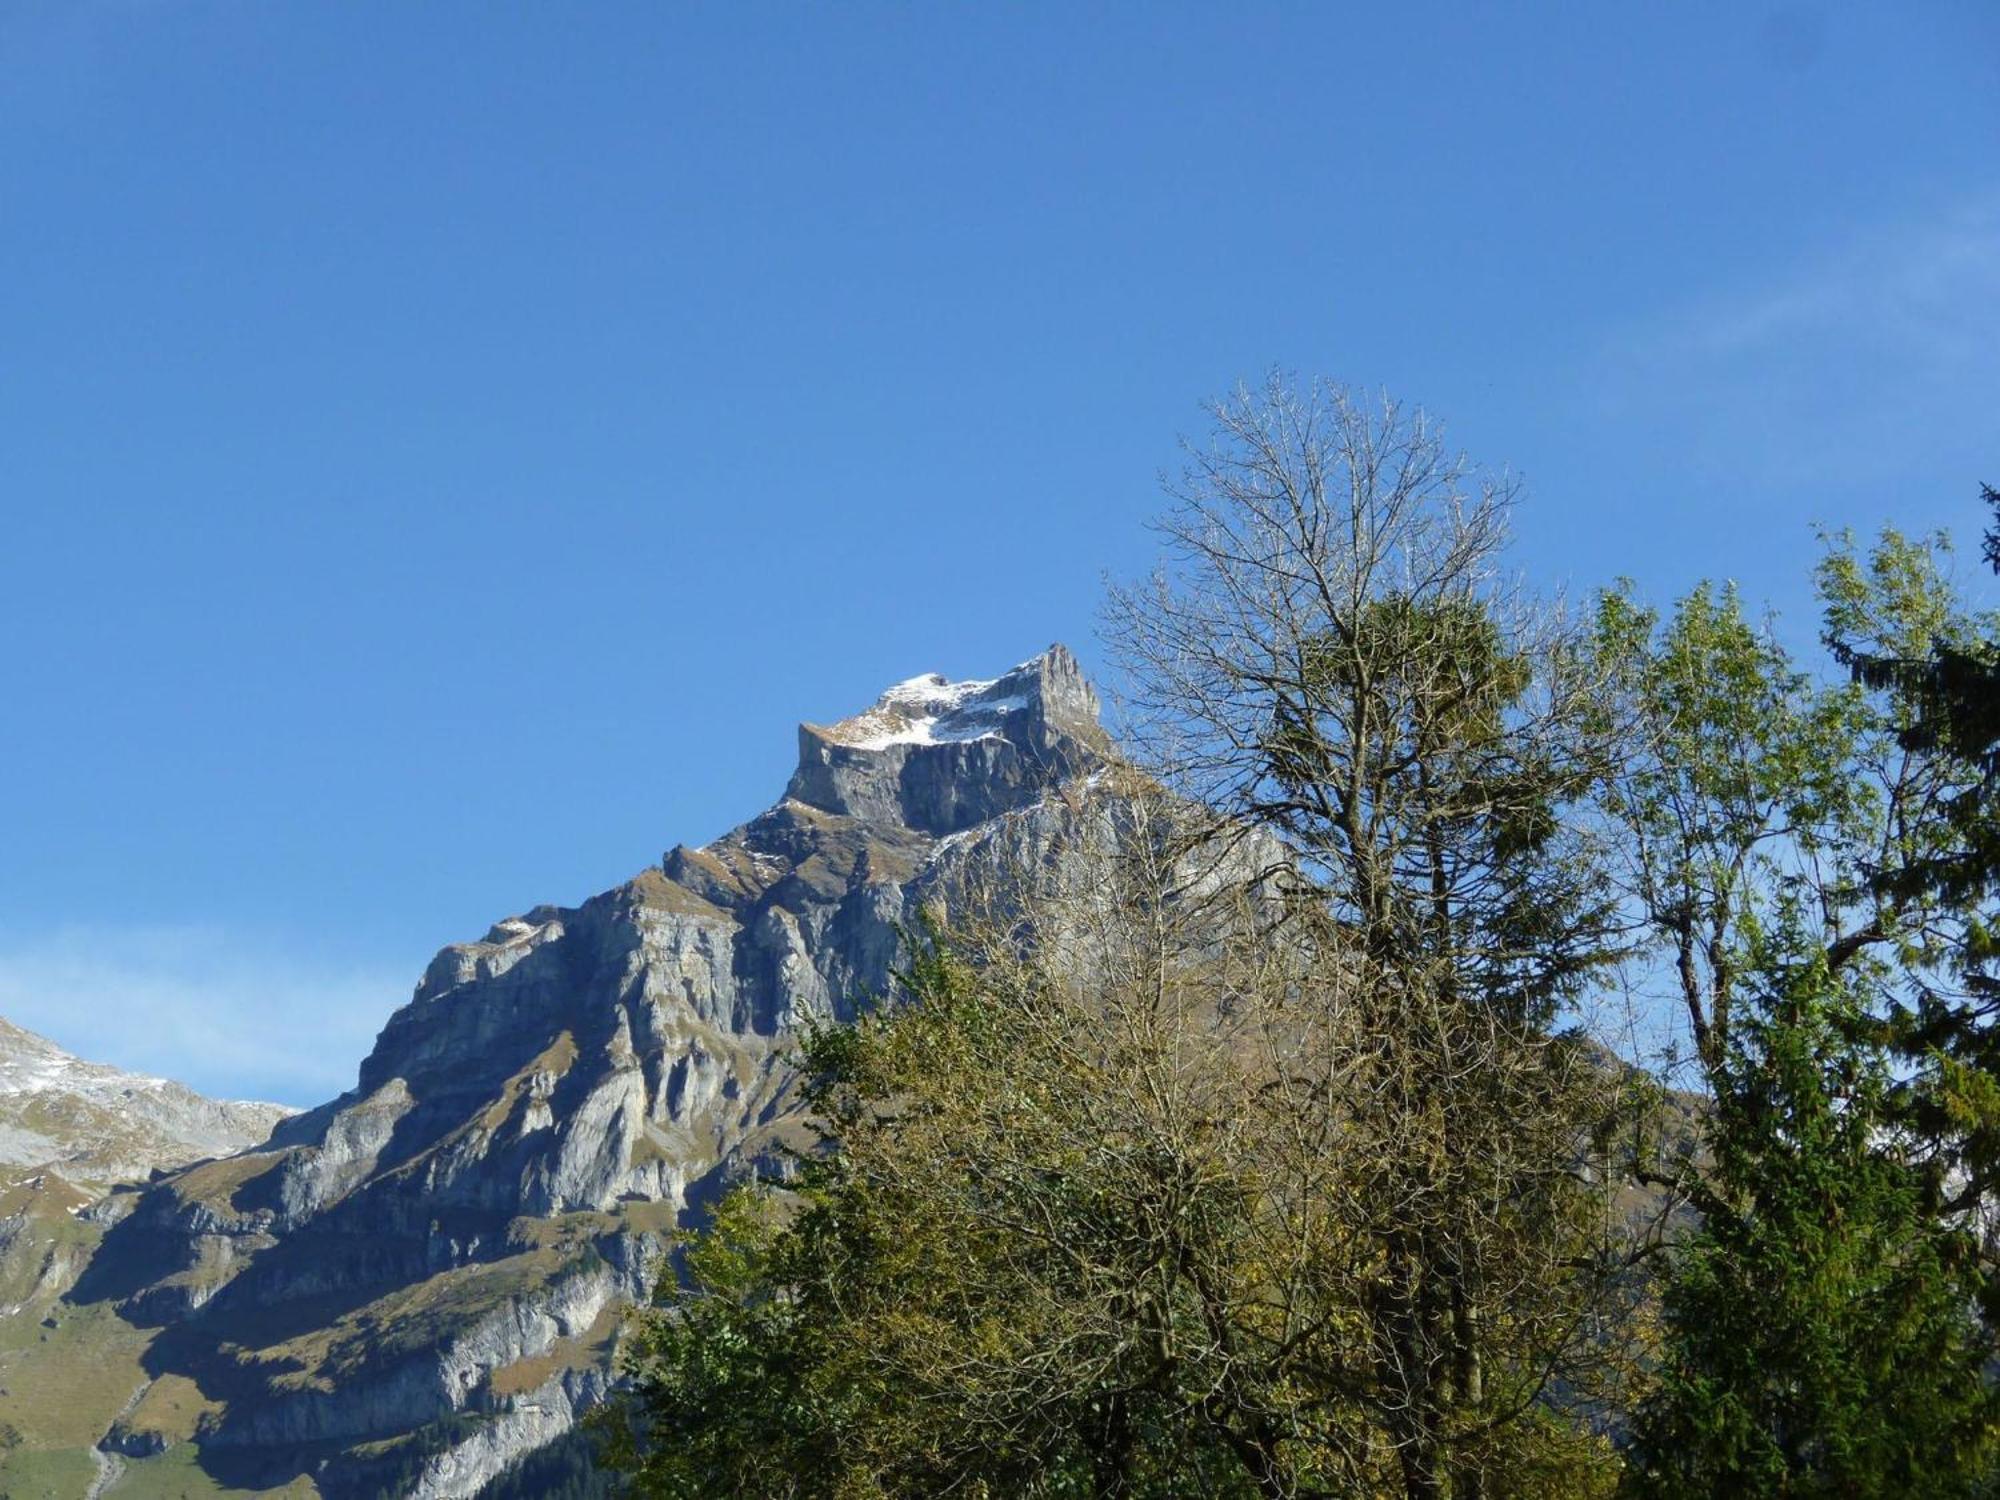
[{"left": 1103, "top": 375, "right": 1635, "bottom": 1500}]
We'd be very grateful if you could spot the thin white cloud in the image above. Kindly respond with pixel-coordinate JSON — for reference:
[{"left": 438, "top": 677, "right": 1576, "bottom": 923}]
[
  {"left": 1674, "top": 197, "right": 1999, "bottom": 365},
  {"left": 0, "top": 925, "right": 405, "bottom": 1108},
  {"left": 1598, "top": 194, "right": 2000, "bottom": 491}
]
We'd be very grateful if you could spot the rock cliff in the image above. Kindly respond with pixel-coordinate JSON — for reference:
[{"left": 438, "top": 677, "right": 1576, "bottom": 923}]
[{"left": 13, "top": 645, "right": 1113, "bottom": 1498}]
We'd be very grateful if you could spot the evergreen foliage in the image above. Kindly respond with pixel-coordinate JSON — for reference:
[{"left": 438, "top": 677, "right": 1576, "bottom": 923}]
[
  {"left": 1626, "top": 945, "right": 1996, "bottom": 1497},
  {"left": 1821, "top": 487, "right": 2000, "bottom": 1233},
  {"left": 1602, "top": 499, "right": 2000, "bottom": 1495}
]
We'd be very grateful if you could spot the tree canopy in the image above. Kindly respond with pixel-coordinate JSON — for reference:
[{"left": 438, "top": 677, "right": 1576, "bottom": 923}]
[{"left": 607, "top": 385, "right": 2000, "bottom": 1499}]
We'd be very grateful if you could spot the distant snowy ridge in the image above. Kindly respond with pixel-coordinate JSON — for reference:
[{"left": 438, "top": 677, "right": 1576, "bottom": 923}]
[{"left": 0, "top": 1016, "right": 293, "bottom": 1184}]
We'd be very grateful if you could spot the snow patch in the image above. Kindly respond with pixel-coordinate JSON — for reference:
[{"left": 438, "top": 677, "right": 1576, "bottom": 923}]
[
  {"left": 831, "top": 672, "right": 1032, "bottom": 751},
  {"left": 0, "top": 1023, "right": 174, "bottom": 1100}
]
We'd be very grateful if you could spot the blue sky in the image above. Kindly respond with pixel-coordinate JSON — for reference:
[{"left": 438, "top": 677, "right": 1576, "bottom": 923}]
[{"left": 2, "top": 3, "right": 1995, "bottom": 1104}]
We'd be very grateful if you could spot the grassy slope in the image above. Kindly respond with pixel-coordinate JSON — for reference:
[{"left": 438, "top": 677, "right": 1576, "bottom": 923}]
[
  {"left": 98, "top": 1445, "right": 318, "bottom": 1499},
  {"left": 0, "top": 1180, "right": 155, "bottom": 1492}
]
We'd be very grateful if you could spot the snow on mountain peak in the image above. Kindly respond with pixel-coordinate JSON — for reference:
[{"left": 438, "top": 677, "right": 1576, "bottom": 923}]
[
  {"left": 813, "top": 646, "right": 1098, "bottom": 754},
  {"left": 829, "top": 670, "right": 1031, "bottom": 750}
]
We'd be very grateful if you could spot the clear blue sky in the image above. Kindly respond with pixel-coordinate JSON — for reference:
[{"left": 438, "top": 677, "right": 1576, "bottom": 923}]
[{"left": 3, "top": 3, "right": 1995, "bottom": 1103}]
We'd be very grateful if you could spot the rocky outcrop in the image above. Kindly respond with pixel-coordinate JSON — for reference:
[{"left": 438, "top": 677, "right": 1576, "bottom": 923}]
[
  {"left": 406, "top": 1364, "right": 611, "bottom": 1500},
  {"left": 209, "top": 1244, "right": 656, "bottom": 1451},
  {"left": 44, "top": 645, "right": 1117, "bottom": 1498}
]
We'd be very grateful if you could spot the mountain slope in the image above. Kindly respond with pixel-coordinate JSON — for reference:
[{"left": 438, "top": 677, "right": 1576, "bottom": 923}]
[
  {"left": 0, "top": 1024, "right": 298, "bottom": 1500},
  {"left": 9, "top": 645, "right": 1112, "bottom": 1499},
  {"left": 0, "top": 1017, "right": 293, "bottom": 1190}
]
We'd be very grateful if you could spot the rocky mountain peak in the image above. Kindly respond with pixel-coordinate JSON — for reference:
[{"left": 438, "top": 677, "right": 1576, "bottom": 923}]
[
  {"left": 809, "top": 643, "right": 1101, "bottom": 750},
  {"left": 787, "top": 643, "right": 1106, "bottom": 836},
  {"left": 40, "top": 646, "right": 1122, "bottom": 1498}
]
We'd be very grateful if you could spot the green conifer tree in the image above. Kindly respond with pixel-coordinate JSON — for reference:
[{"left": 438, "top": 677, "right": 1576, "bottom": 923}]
[{"left": 1625, "top": 944, "right": 1994, "bottom": 1498}]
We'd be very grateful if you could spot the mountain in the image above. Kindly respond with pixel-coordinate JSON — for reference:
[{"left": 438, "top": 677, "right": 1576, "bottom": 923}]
[
  {"left": 0, "top": 1018, "right": 292, "bottom": 1189},
  {"left": 0, "top": 1022, "right": 294, "bottom": 1499},
  {"left": 0, "top": 646, "right": 1111, "bottom": 1499}
]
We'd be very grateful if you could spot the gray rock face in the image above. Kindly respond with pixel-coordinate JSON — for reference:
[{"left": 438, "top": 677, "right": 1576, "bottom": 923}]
[{"left": 60, "top": 645, "right": 1114, "bottom": 1498}]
